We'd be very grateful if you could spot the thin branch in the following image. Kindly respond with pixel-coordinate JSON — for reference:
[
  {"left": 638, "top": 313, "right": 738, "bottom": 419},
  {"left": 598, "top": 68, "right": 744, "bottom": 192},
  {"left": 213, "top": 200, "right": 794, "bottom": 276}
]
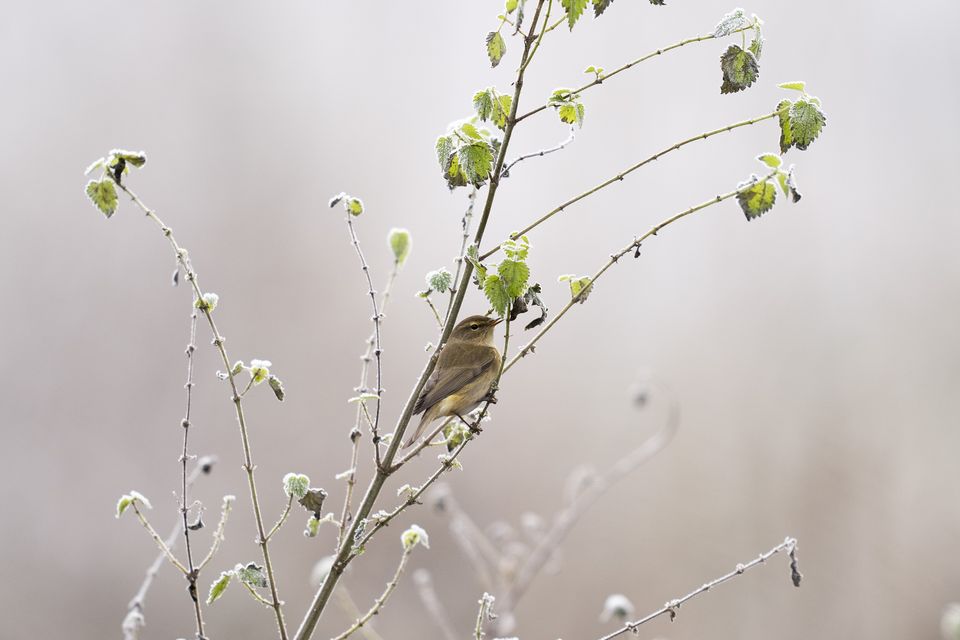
[
  {"left": 498, "top": 387, "right": 680, "bottom": 620},
  {"left": 338, "top": 259, "right": 402, "bottom": 549},
  {"left": 178, "top": 294, "right": 205, "bottom": 637},
  {"left": 344, "top": 212, "right": 385, "bottom": 471},
  {"left": 501, "top": 126, "right": 576, "bottom": 179},
  {"left": 519, "top": 0, "right": 551, "bottom": 74},
  {"left": 393, "top": 416, "right": 457, "bottom": 468},
  {"left": 199, "top": 494, "right": 236, "bottom": 571},
  {"left": 331, "top": 547, "right": 413, "bottom": 640},
  {"left": 131, "top": 503, "right": 188, "bottom": 574},
  {"left": 266, "top": 495, "right": 294, "bottom": 541},
  {"left": 595, "top": 537, "right": 802, "bottom": 640},
  {"left": 481, "top": 110, "right": 778, "bottom": 261},
  {"left": 474, "top": 593, "right": 496, "bottom": 640},
  {"left": 514, "top": 25, "right": 756, "bottom": 124},
  {"left": 333, "top": 588, "right": 385, "bottom": 640},
  {"left": 412, "top": 570, "right": 459, "bottom": 640},
  {"left": 113, "top": 180, "right": 289, "bottom": 640},
  {"left": 446, "top": 187, "right": 478, "bottom": 320},
  {"left": 123, "top": 459, "right": 214, "bottom": 640},
  {"left": 423, "top": 295, "right": 444, "bottom": 329},
  {"left": 505, "top": 171, "right": 778, "bottom": 372},
  {"left": 293, "top": 4, "right": 546, "bottom": 637}
]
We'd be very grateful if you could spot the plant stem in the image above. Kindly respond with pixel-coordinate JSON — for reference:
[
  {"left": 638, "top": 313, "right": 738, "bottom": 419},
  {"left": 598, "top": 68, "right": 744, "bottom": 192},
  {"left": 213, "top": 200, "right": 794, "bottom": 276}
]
[
  {"left": 266, "top": 495, "right": 294, "bottom": 541},
  {"left": 292, "top": 5, "right": 546, "bottom": 638},
  {"left": 446, "top": 187, "right": 478, "bottom": 321},
  {"left": 114, "top": 180, "right": 289, "bottom": 640},
  {"left": 338, "top": 260, "right": 401, "bottom": 549},
  {"left": 474, "top": 593, "right": 495, "bottom": 640},
  {"left": 504, "top": 171, "right": 777, "bottom": 371},
  {"left": 595, "top": 537, "right": 801, "bottom": 640},
  {"left": 131, "top": 503, "right": 188, "bottom": 574},
  {"left": 514, "top": 25, "right": 755, "bottom": 124},
  {"left": 178, "top": 296, "right": 205, "bottom": 638},
  {"left": 481, "top": 111, "right": 777, "bottom": 260},
  {"left": 424, "top": 295, "right": 444, "bottom": 328},
  {"left": 501, "top": 125, "right": 576, "bottom": 178},
  {"left": 330, "top": 547, "right": 413, "bottom": 640},
  {"left": 198, "top": 494, "right": 235, "bottom": 571}
]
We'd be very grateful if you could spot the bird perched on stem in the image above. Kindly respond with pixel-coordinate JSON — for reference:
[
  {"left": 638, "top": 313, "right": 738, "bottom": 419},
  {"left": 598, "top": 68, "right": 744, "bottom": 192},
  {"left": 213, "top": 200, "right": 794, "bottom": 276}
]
[{"left": 403, "top": 315, "right": 502, "bottom": 448}]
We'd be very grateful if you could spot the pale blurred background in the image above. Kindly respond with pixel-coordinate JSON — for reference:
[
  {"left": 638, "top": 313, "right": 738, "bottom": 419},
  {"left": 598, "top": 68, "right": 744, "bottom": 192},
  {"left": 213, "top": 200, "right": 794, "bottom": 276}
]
[{"left": 2, "top": 1, "right": 958, "bottom": 639}]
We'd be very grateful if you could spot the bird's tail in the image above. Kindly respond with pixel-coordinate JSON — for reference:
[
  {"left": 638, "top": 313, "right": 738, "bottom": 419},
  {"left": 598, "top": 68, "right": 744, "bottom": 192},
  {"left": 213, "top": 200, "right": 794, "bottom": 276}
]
[{"left": 402, "top": 407, "right": 437, "bottom": 449}]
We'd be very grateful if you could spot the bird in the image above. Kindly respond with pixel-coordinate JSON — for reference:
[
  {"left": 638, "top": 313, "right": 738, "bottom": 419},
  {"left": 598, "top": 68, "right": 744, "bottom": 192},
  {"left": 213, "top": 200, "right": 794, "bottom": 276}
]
[{"left": 403, "top": 315, "right": 503, "bottom": 448}]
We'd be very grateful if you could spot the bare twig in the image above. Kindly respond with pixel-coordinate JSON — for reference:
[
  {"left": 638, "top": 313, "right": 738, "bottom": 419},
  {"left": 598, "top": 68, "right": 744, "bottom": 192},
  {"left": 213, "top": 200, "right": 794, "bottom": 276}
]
[
  {"left": 123, "top": 459, "right": 214, "bottom": 640},
  {"left": 474, "top": 593, "right": 496, "bottom": 640},
  {"left": 198, "top": 494, "right": 236, "bottom": 571},
  {"left": 266, "top": 495, "right": 294, "bottom": 542},
  {"left": 113, "top": 181, "right": 289, "bottom": 640},
  {"left": 424, "top": 295, "right": 445, "bottom": 329},
  {"left": 131, "top": 503, "right": 188, "bottom": 574},
  {"left": 515, "top": 25, "right": 756, "bottom": 124},
  {"left": 331, "top": 547, "right": 413, "bottom": 640},
  {"left": 333, "top": 588, "right": 385, "bottom": 640},
  {"left": 339, "top": 256, "right": 403, "bottom": 549},
  {"left": 412, "top": 570, "right": 459, "bottom": 640},
  {"left": 445, "top": 187, "right": 478, "bottom": 320},
  {"left": 481, "top": 111, "right": 778, "bottom": 261},
  {"left": 595, "top": 537, "right": 802, "bottom": 640},
  {"left": 293, "top": 5, "right": 547, "bottom": 637},
  {"left": 501, "top": 126, "right": 576, "bottom": 179},
  {"left": 505, "top": 171, "right": 778, "bottom": 371}
]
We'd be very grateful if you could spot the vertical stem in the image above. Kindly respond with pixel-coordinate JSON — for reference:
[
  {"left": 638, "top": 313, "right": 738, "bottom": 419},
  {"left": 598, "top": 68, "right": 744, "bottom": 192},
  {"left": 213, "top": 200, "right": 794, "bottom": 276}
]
[
  {"left": 293, "top": 4, "right": 547, "bottom": 639},
  {"left": 179, "top": 301, "right": 206, "bottom": 638}
]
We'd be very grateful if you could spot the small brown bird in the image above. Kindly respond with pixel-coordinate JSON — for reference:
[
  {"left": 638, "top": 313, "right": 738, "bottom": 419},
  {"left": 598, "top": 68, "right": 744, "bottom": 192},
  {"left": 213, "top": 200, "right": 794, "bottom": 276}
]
[{"left": 403, "top": 315, "right": 503, "bottom": 448}]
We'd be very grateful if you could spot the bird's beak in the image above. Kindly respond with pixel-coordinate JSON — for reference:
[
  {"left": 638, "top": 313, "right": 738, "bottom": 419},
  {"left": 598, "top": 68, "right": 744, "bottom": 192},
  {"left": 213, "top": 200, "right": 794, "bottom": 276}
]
[{"left": 492, "top": 318, "right": 504, "bottom": 326}]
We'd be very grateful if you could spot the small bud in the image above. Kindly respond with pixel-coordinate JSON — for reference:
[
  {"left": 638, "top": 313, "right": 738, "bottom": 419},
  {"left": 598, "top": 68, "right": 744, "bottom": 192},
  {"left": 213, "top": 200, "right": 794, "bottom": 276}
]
[
  {"left": 248, "top": 359, "right": 271, "bottom": 384},
  {"left": 600, "top": 594, "right": 635, "bottom": 623},
  {"left": 401, "top": 524, "right": 430, "bottom": 550},
  {"left": 230, "top": 361, "right": 244, "bottom": 376},
  {"left": 283, "top": 473, "right": 310, "bottom": 499},
  {"left": 195, "top": 292, "right": 219, "bottom": 312},
  {"left": 268, "top": 374, "right": 285, "bottom": 401},
  {"left": 387, "top": 228, "right": 412, "bottom": 265}
]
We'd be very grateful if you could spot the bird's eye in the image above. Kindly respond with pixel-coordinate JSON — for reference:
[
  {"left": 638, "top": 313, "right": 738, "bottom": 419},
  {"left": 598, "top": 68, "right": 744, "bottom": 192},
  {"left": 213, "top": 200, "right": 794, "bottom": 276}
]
[{"left": 470, "top": 323, "right": 479, "bottom": 330}]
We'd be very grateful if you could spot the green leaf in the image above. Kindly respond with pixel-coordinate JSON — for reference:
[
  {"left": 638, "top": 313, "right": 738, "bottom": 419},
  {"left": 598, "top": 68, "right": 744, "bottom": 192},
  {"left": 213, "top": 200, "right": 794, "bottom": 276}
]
[
  {"left": 558, "top": 102, "right": 585, "bottom": 127},
  {"left": 473, "top": 89, "right": 511, "bottom": 131},
  {"left": 776, "top": 99, "right": 794, "bottom": 154},
  {"left": 486, "top": 31, "right": 506, "bottom": 68},
  {"left": 558, "top": 274, "right": 593, "bottom": 303},
  {"left": 776, "top": 166, "right": 802, "bottom": 203},
  {"left": 426, "top": 268, "right": 453, "bottom": 293},
  {"left": 207, "top": 571, "right": 233, "bottom": 604},
  {"left": 501, "top": 235, "right": 530, "bottom": 261},
  {"left": 387, "top": 228, "right": 411, "bottom": 264},
  {"left": 756, "top": 153, "right": 782, "bottom": 169},
  {"left": 195, "top": 292, "right": 219, "bottom": 312},
  {"left": 592, "top": 0, "right": 614, "bottom": 17},
  {"left": 458, "top": 142, "right": 495, "bottom": 186},
  {"left": 443, "top": 420, "right": 470, "bottom": 452},
  {"left": 720, "top": 44, "right": 759, "bottom": 94},
  {"left": 236, "top": 562, "right": 268, "bottom": 589},
  {"left": 436, "top": 136, "right": 456, "bottom": 168},
  {"left": 109, "top": 149, "right": 147, "bottom": 168},
  {"left": 505, "top": 0, "right": 518, "bottom": 13},
  {"left": 748, "top": 24, "right": 764, "bottom": 59},
  {"left": 401, "top": 524, "right": 430, "bottom": 550},
  {"left": 84, "top": 157, "right": 106, "bottom": 175},
  {"left": 249, "top": 359, "right": 271, "bottom": 384},
  {"left": 713, "top": 8, "right": 749, "bottom": 37},
  {"left": 268, "top": 374, "right": 285, "bottom": 401},
  {"left": 483, "top": 274, "right": 512, "bottom": 317},
  {"left": 736, "top": 177, "right": 777, "bottom": 220},
  {"left": 778, "top": 81, "right": 806, "bottom": 92},
  {"left": 283, "top": 473, "right": 310, "bottom": 500},
  {"left": 498, "top": 259, "right": 530, "bottom": 299},
  {"left": 86, "top": 179, "right": 118, "bottom": 218},
  {"left": 561, "top": 0, "right": 588, "bottom": 29},
  {"left": 345, "top": 197, "right": 363, "bottom": 216},
  {"left": 789, "top": 99, "right": 827, "bottom": 150},
  {"left": 116, "top": 494, "right": 133, "bottom": 518}
]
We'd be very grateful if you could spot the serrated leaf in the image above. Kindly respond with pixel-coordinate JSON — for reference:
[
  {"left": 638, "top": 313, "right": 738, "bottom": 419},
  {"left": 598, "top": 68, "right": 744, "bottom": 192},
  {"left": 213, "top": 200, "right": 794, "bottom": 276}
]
[
  {"left": 558, "top": 102, "right": 585, "bottom": 127},
  {"left": 756, "top": 153, "right": 781, "bottom": 169},
  {"left": 720, "top": 44, "right": 759, "bottom": 94},
  {"left": 388, "top": 228, "right": 411, "bottom": 264},
  {"left": 436, "top": 135, "right": 456, "bottom": 168},
  {"left": 109, "top": 149, "right": 147, "bottom": 168},
  {"left": 498, "top": 259, "right": 530, "bottom": 299},
  {"left": 713, "top": 8, "right": 749, "bottom": 37},
  {"left": 789, "top": 99, "right": 826, "bottom": 150},
  {"left": 777, "top": 166, "right": 802, "bottom": 203},
  {"left": 559, "top": 274, "right": 593, "bottom": 303},
  {"left": 236, "top": 562, "right": 268, "bottom": 589},
  {"left": 486, "top": 31, "right": 506, "bottom": 68},
  {"left": 458, "top": 142, "right": 495, "bottom": 187},
  {"left": 426, "top": 268, "right": 453, "bottom": 293},
  {"left": 561, "top": 0, "right": 588, "bottom": 29},
  {"left": 776, "top": 99, "right": 794, "bottom": 154},
  {"left": 501, "top": 235, "right": 530, "bottom": 261},
  {"left": 86, "top": 179, "right": 118, "bottom": 218},
  {"left": 283, "top": 473, "right": 310, "bottom": 500},
  {"left": 736, "top": 178, "right": 777, "bottom": 220},
  {"left": 778, "top": 81, "right": 806, "bottom": 92},
  {"left": 592, "top": 0, "right": 614, "bottom": 17},
  {"left": 207, "top": 571, "right": 233, "bottom": 604},
  {"left": 483, "top": 274, "right": 512, "bottom": 317},
  {"left": 749, "top": 33, "right": 764, "bottom": 59}
]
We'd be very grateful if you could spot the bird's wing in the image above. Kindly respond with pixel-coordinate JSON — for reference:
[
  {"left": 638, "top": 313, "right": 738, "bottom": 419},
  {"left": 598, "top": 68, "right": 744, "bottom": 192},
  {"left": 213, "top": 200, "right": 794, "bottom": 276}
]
[{"left": 413, "top": 348, "right": 497, "bottom": 415}]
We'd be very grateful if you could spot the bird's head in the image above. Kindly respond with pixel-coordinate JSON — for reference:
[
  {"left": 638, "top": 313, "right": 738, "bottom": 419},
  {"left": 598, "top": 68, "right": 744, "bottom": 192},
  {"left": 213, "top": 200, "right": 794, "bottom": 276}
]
[{"left": 450, "top": 315, "right": 502, "bottom": 344}]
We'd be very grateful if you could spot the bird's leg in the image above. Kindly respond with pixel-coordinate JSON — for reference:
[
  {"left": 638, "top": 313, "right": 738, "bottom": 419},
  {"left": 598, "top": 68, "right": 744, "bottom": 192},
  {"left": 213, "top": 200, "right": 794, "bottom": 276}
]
[{"left": 457, "top": 413, "right": 482, "bottom": 435}]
